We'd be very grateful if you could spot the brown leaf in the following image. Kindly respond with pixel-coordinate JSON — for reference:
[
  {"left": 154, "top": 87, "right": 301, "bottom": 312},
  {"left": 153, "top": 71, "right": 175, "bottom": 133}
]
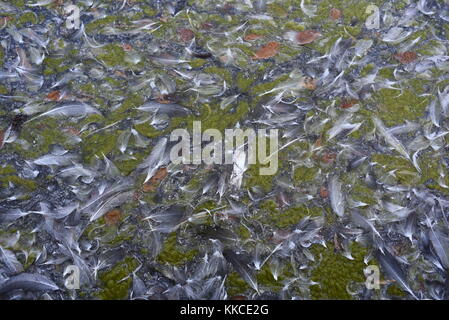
[
  {"left": 200, "top": 22, "right": 214, "bottom": 30},
  {"left": 394, "top": 51, "right": 417, "bottom": 64},
  {"left": 296, "top": 30, "right": 321, "bottom": 45},
  {"left": 252, "top": 41, "right": 280, "bottom": 60},
  {"left": 244, "top": 33, "right": 262, "bottom": 41},
  {"left": 299, "top": 77, "right": 317, "bottom": 90},
  {"left": 329, "top": 8, "right": 342, "bottom": 20},
  {"left": 339, "top": 99, "right": 359, "bottom": 109},
  {"left": 178, "top": 28, "right": 195, "bottom": 42},
  {"left": 0, "top": 129, "right": 4, "bottom": 149},
  {"left": 122, "top": 44, "right": 133, "bottom": 51},
  {"left": 156, "top": 94, "right": 176, "bottom": 104},
  {"left": 321, "top": 152, "right": 336, "bottom": 164},
  {"left": 143, "top": 167, "right": 168, "bottom": 192},
  {"left": 319, "top": 187, "right": 329, "bottom": 198},
  {"left": 63, "top": 127, "right": 81, "bottom": 136},
  {"left": 105, "top": 209, "right": 122, "bottom": 226},
  {"left": 46, "top": 90, "right": 60, "bottom": 101}
]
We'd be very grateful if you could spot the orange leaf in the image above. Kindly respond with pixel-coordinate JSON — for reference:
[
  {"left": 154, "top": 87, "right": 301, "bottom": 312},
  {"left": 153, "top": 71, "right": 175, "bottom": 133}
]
[
  {"left": 122, "top": 44, "right": 133, "bottom": 51},
  {"left": 46, "top": 90, "right": 60, "bottom": 101},
  {"left": 319, "top": 187, "right": 329, "bottom": 198},
  {"left": 252, "top": 41, "right": 280, "bottom": 60},
  {"left": 339, "top": 99, "right": 359, "bottom": 109},
  {"left": 142, "top": 167, "right": 168, "bottom": 192},
  {"left": 303, "top": 77, "right": 317, "bottom": 90},
  {"left": 329, "top": 8, "right": 342, "bottom": 20},
  {"left": 296, "top": 30, "right": 321, "bottom": 45},
  {"left": 244, "top": 33, "right": 262, "bottom": 41},
  {"left": 105, "top": 209, "right": 122, "bottom": 225},
  {"left": 394, "top": 51, "right": 417, "bottom": 64},
  {"left": 178, "top": 28, "right": 194, "bottom": 42},
  {"left": 321, "top": 152, "right": 336, "bottom": 164}
]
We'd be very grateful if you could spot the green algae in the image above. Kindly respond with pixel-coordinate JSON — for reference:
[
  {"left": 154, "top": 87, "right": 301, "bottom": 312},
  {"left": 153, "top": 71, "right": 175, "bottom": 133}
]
[
  {"left": 169, "top": 100, "right": 252, "bottom": 134},
  {"left": 372, "top": 154, "right": 419, "bottom": 186},
  {"left": 236, "top": 73, "right": 255, "bottom": 93},
  {"left": 244, "top": 162, "right": 276, "bottom": 192},
  {"left": 256, "top": 263, "right": 294, "bottom": 292},
  {"left": 236, "top": 225, "right": 251, "bottom": 240},
  {"left": 85, "top": 16, "right": 117, "bottom": 34},
  {"left": 310, "top": 242, "right": 370, "bottom": 300},
  {"left": 16, "top": 11, "right": 37, "bottom": 26},
  {"left": 386, "top": 283, "right": 407, "bottom": 297},
  {"left": 156, "top": 232, "right": 198, "bottom": 266},
  {"left": 203, "top": 66, "right": 233, "bottom": 84},
  {"left": 268, "top": 203, "right": 323, "bottom": 228},
  {"left": 375, "top": 86, "right": 429, "bottom": 126},
  {"left": 133, "top": 123, "right": 163, "bottom": 138},
  {"left": 10, "top": 0, "right": 25, "bottom": 8},
  {"left": 283, "top": 21, "right": 306, "bottom": 32},
  {"left": 97, "top": 257, "right": 138, "bottom": 300},
  {"left": 98, "top": 44, "right": 126, "bottom": 68},
  {"left": 0, "top": 46, "right": 4, "bottom": 67},
  {"left": 1, "top": 175, "right": 38, "bottom": 191},
  {"left": 16, "top": 119, "right": 78, "bottom": 158},
  {"left": 225, "top": 271, "right": 251, "bottom": 297},
  {"left": 189, "top": 59, "right": 208, "bottom": 68},
  {"left": 142, "top": 6, "right": 157, "bottom": 17},
  {"left": 114, "top": 93, "right": 144, "bottom": 114},
  {"left": 81, "top": 131, "right": 119, "bottom": 163},
  {"left": 43, "top": 57, "right": 70, "bottom": 76},
  {"left": 0, "top": 165, "right": 37, "bottom": 191},
  {"left": 0, "top": 84, "right": 8, "bottom": 94},
  {"left": 115, "top": 156, "right": 144, "bottom": 176},
  {"left": 293, "top": 166, "right": 319, "bottom": 184}
]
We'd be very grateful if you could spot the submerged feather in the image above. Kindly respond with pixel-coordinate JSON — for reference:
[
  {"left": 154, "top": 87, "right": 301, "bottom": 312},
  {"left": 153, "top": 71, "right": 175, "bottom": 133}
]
[{"left": 0, "top": 273, "right": 58, "bottom": 294}]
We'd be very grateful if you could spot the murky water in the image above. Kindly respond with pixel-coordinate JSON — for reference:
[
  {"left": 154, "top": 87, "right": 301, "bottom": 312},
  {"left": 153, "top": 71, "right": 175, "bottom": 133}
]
[{"left": 1, "top": 0, "right": 449, "bottom": 300}]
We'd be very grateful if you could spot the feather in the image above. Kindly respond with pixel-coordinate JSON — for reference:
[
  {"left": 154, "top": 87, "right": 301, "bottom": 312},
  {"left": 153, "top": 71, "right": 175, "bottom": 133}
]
[
  {"left": 137, "top": 102, "right": 190, "bottom": 115},
  {"left": 418, "top": 0, "right": 435, "bottom": 15},
  {"left": 32, "top": 203, "right": 79, "bottom": 220},
  {"left": 438, "top": 86, "right": 449, "bottom": 116},
  {"left": 373, "top": 117, "right": 410, "bottom": 161},
  {"left": 0, "top": 273, "right": 59, "bottom": 294},
  {"left": 19, "top": 28, "right": 48, "bottom": 48},
  {"left": 26, "top": 103, "right": 99, "bottom": 122},
  {"left": 428, "top": 99, "right": 440, "bottom": 128},
  {"left": 300, "top": 0, "right": 316, "bottom": 17},
  {"left": 382, "top": 27, "right": 412, "bottom": 44},
  {"left": 230, "top": 148, "right": 247, "bottom": 189},
  {"left": 375, "top": 250, "right": 417, "bottom": 299},
  {"left": 33, "top": 154, "right": 77, "bottom": 167},
  {"left": 138, "top": 137, "right": 168, "bottom": 184},
  {"left": 0, "top": 209, "right": 30, "bottom": 223},
  {"left": 132, "top": 275, "right": 146, "bottom": 299},
  {"left": 400, "top": 213, "right": 416, "bottom": 243},
  {"left": 80, "top": 179, "right": 132, "bottom": 212},
  {"left": 57, "top": 164, "right": 96, "bottom": 183},
  {"left": 117, "top": 130, "right": 131, "bottom": 154},
  {"left": 0, "top": 246, "right": 23, "bottom": 275},
  {"left": 223, "top": 249, "right": 258, "bottom": 293},
  {"left": 329, "top": 176, "right": 345, "bottom": 217},
  {"left": 429, "top": 227, "right": 449, "bottom": 270},
  {"left": 327, "top": 114, "right": 362, "bottom": 140},
  {"left": 350, "top": 211, "right": 381, "bottom": 238},
  {"left": 90, "top": 190, "right": 134, "bottom": 222}
]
